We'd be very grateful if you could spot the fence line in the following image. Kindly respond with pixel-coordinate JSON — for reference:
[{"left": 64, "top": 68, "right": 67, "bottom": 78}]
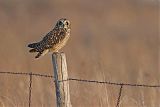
[
  {"left": 1, "top": 71, "right": 159, "bottom": 87},
  {"left": 0, "top": 71, "right": 160, "bottom": 107}
]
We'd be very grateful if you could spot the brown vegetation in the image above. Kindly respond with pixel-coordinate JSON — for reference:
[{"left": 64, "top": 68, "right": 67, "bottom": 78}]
[{"left": 0, "top": 0, "right": 159, "bottom": 107}]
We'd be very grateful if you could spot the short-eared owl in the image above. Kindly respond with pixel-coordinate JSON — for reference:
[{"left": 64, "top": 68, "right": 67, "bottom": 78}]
[{"left": 28, "top": 18, "right": 71, "bottom": 59}]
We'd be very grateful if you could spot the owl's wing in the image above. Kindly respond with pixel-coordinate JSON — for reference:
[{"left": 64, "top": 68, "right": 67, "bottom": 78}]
[
  {"left": 40, "top": 28, "right": 67, "bottom": 51},
  {"left": 40, "top": 30, "right": 59, "bottom": 50}
]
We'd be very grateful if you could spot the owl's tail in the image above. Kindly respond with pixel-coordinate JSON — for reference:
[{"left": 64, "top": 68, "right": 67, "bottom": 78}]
[
  {"left": 28, "top": 43, "right": 38, "bottom": 49},
  {"left": 28, "top": 43, "right": 39, "bottom": 53},
  {"left": 28, "top": 42, "right": 49, "bottom": 59}
]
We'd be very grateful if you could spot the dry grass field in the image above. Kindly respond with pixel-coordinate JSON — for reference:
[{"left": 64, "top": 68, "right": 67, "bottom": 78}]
[{"left": 0, "top": 0, "right": 159, "bottom": 107}]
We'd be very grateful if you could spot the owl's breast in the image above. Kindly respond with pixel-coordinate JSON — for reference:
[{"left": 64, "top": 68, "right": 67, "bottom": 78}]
[{"left": 49, "top": 29, "right": 70, "bottom": 52}]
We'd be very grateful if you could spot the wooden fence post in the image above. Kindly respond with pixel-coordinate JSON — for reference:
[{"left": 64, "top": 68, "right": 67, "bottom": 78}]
[{"left": 52, "top": 52, "right": 72, "bottom": 107}]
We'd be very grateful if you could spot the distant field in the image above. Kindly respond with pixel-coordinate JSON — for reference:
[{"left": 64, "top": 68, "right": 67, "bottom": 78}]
[{"left": 0, "top": 0, "right": 159, "bottom": 107}]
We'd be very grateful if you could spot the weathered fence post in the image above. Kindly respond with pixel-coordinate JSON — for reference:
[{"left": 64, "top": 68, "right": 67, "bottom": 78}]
[{"left": 52, "top": 52, "right": 72, "bottom": 107}]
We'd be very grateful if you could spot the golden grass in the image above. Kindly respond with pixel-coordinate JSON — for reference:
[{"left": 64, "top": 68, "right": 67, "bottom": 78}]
[{"left": 0, "top": 0, "right": 159, "bottom": 107}]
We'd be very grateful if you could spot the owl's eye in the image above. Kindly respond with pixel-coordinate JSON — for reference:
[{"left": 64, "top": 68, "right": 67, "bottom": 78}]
[
  {"left": 58, "top": 21, "right": 63, "bottom": 26},
  {"left": 66, "top": 21, "right": 69, "bottom": 25}
]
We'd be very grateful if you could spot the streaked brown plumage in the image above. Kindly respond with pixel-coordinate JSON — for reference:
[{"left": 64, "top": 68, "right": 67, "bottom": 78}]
[{"left": 28, "top": 18, "right": 71, "bottom": 59}]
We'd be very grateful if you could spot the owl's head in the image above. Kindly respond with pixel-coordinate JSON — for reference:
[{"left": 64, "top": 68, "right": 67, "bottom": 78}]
[{"left": 55, "top": 18, "right": 71, "bottom": 30}]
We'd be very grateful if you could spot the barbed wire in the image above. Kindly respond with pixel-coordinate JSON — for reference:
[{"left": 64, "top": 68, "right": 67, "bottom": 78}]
[
  {"left": 1, "top": 71, "right": 159, "bottom": 87},
  {"left": 67, "top": 78, "right": 160, "bottom": 88},
  {"left": 0, "top": 71, "right": 160, "bottom": 107}
]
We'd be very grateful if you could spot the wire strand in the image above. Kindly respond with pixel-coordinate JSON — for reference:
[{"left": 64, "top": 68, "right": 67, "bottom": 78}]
[{"left": 0, "top": 71, "right": 159, "bottom": 87}]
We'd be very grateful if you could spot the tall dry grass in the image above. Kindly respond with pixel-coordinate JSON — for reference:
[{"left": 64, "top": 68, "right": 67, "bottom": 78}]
[{"left": 0, "top": 0, "right": 159, "bottom": 107}]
